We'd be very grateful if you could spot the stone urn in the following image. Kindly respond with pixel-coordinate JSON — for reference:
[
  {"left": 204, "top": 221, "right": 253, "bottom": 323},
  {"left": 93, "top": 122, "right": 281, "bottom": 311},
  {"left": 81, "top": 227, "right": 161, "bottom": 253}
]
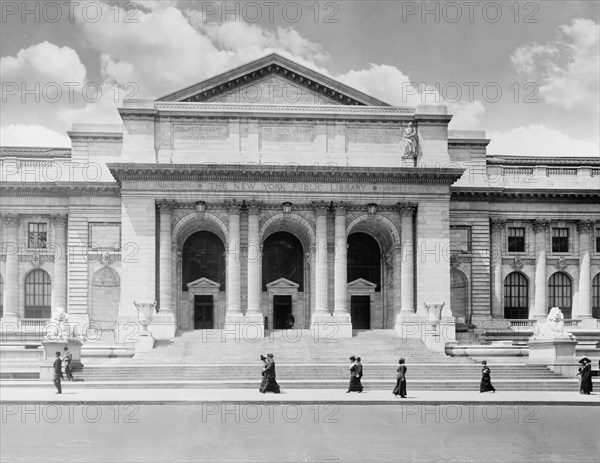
[{"left": 133, "top": 300, "right": 157, "bottom": 353}]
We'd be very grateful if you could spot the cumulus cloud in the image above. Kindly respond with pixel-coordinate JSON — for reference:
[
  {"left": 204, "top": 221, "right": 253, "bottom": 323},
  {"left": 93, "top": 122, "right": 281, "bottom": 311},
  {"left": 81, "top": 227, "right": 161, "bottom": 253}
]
[
  {"left": 511, "top": 18, "right": 599, "bottom": 112},
  {"left": 0, "top": 124, "right": 71, "bottom": 147},
  {"left": 488, "top": 124, "right": 599, "bottom": 157}
]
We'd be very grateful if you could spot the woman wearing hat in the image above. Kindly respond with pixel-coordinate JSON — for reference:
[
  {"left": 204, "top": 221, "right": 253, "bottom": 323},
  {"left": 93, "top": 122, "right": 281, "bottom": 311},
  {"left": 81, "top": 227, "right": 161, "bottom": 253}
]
[
  {"left": 260, "top": 353, "right": 280, "bottom": 394},
  {"left": 577, "top": 357, "right": 592, "bottom": 395},
  {"left": 480, "top": 361, "right": 496, "bottom": 393},
  {"left": 393, "top": 358, "right": 407, "bottom": 398},
  {"left": 347, "top": 356, "right": 363, "bottom": 393}
]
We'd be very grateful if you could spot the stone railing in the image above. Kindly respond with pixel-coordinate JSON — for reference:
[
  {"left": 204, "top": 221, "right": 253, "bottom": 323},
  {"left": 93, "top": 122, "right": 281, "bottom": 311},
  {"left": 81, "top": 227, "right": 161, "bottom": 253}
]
[
  {"left": 508, "top": 319, "right": 582, "bottom": 328},
  {"left": 503, "top": 167, "right": 534, "bottom": 176},
  {"left": 546, "top": 168, "right": 578, "bottom": 176},
  {"left": 19, "top": 318, "right": 50, "bottom": 329}
]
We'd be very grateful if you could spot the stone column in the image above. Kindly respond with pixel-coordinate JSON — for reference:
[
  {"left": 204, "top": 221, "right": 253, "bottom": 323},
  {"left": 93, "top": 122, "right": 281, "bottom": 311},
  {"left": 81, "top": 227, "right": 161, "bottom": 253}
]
[
  {"left": 226, "top": 200, "right": 242, "bottom": 315},
  {"left": 246, "top": 200, "right": 262, "bottom": 315},
  {"left": 576, "top": 219, "right": 594, "bottom": 322},
  {"left": 157, "top": 200, "right": 175, "bottom": 313},
  {"left": 397, "top": 203, "right": 417, "bottom": 322},
  {"left": 50, "top": 214, "right": 68, "bottom": 312},
  {"left": 312, "top": 201, "right": 329, "bottom": 315},
  {"left": 490, "top": 218, "right": 505, "bottom": 319},
  {"left": 533, "top": 219, "right": 550, "bottom": 319},
  {"left": 1, "top": 214, "right": 20, "bottom": 325},
  {"left": 333, "top": 202, "right": 348, "bottom": 315}
]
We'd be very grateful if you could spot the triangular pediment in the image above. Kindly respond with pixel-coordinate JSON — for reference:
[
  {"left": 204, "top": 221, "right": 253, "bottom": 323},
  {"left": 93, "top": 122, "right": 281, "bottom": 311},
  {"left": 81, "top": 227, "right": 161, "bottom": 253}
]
[
  {"left": 266, "top": 277, "right": 300, "bottom": 289},
  {"left": 158, "top": 53, "right": 389, "bottom": 106},
  {"left": 347, "top": 278, "right": 377, "bottom": 289},
  {"left": 186, "top": 277, "right": 221, "bottom": 289}
]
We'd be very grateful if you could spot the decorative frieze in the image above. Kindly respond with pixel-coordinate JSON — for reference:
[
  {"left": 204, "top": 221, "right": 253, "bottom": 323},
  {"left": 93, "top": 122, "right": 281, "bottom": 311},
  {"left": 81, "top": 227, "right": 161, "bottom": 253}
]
[
  {"left": 50, "top": 214, "right": 68, "bottom": 226},
  {"left": 2, "top": 214, "right": 20, "bottom": 227},
  {"left": 576, "top": 219, "right": 595, "bottom": 233},
  {"left": 553, "top": 257, "right": 568, "bottom": 271},
  {"left": 511, "top": 257, "right": 524, "bottom": 271},
  {"left": 312, "top": 200, "right": 329, "bottom": 216},
  {"left": 532, "top": 218, "right": 551, "bottom": 233},
  {"left": 246, "top": 199, "right": 262, "bottom": 214},
  {"left": 490, "top": 217, "right": 506, "bottom": 230},
  {"left": 397, "top": 202, "right": 417, "bottom": 216},
  {"left": 157, "top": 199, "right": 177, "bottom": 211},
  {"left": 332, "top": 202, "right": 348, "bottom": 216},
  {"left": 225, "top": 199, "right": 242, "bottom": 214}
]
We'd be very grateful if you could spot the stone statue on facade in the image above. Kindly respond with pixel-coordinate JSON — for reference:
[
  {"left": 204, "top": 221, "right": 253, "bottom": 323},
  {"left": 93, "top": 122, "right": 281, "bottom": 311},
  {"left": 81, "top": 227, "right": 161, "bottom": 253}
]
[
  {"left": 45, "top": 307, "right": 69, "bottom": 341},
  {"left": 401, "top": 122, "right": 418, "bottom": 159},
  {"left": 532, "top": 307, "right": 574, "bottom": 340}
]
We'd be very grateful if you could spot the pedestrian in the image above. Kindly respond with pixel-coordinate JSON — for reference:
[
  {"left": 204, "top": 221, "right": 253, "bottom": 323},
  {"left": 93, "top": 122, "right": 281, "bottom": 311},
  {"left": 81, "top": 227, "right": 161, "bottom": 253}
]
[
  {"left": 347, "top": 356, "right": 363, "bottom": 393},
  {"left": 62, "top": 346, "right": 73, "bottom": 381},
  {"left": 52, "top": 351, "right": 62, "bottom": 394},
  {"left": 260, "top": 353, "right": 280, "bottom": 393},
  {"left": 393, "top": 358, "right": 407, "bottom": 398},
  {"left": 577, "top": 357, "right": 592, "bottom": 395},
  {"left": 286, "top": 313, "right": 295, "bottom": 330},
  {"left": 259, "top": 355, "right": 268, "bottom": 392},
  {"left": 480, "top": 360, "right": 496, "bottom": 393}
]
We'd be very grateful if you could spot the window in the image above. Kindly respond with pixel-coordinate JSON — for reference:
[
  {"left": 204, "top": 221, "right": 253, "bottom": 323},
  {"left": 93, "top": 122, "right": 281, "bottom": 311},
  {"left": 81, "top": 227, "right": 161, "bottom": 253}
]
[
  {"left": 0, "top": 274, "right": 3, "bottom": 318},
  {"left": 551, "top": 228, "right": 569, "bottom": 253},
  {"left": 504, "top": 272, "right": 529, "bottom": 319},
  {"left": 24, "top": 269, "right": 52, "bottom": 318},
  {"left": 28, "top": 223, "right": 47, "bottom": 249},
  {"left": 596, "top": 229, "right": 600, "bottom": 253},
  {"left": 593, "top": 274, "right": 600, "bottom": 319},
  {"left": 548, "top": 272, "right": 572, "bottom": 319},
  {"left": 450, "top": 226, "right": 472, "bottom": 253},
  {"left": 508, "top": 227, "right": 525, "bottom": 253}
]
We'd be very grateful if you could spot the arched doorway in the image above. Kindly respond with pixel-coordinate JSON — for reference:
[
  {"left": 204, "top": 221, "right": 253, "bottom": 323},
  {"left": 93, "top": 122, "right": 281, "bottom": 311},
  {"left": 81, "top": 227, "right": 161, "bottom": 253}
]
[
  {"left": 262, "top": 232, "right": 304, "bottom": 329},
  {"left": 548, "top": 272, "right": 572, "bottom": 319},
  {"left": 450, "top": 270, "right": 468, "bottom": 322},
  {"left": 182, "top": 231, "right": 226, "bottom": 329},
  {"left": 347, "top": 232, "right": 381, "bottom": 329},
  {"left": 504, "top": 272, "right": 529, "bottom": 319}
]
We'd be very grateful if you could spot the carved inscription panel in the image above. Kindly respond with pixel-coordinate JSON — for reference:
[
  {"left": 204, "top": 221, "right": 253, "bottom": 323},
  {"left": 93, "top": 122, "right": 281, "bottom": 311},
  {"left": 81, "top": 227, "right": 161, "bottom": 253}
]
[
  {"left": 173, "top": 124, "right": 234, "bottom": 151},
  {"left": 346, "top": 127, "right": 402, "bottom": 153},
  {"left": 260, "top": 125, "right": 316, "bottom": 152}
]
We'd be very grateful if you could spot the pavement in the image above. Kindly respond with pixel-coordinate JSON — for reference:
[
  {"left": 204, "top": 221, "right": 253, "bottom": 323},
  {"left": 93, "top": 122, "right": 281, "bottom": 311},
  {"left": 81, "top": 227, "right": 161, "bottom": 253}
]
[{"left": 1, "top": 387, "right": 599, "bottom": 405}]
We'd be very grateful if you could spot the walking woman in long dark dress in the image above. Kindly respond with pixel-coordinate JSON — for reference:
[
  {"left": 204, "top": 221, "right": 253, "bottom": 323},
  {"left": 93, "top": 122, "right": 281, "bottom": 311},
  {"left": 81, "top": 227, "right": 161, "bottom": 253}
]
[
  {"left": 577, "top": 358, "right": 593, "bottom": 394},
  {"left": 259, "top": 355, "right": 268, "bottom": 392},
  {"left": 347, "top": 356, "right": 363, "bottom": 393},
  {"left": 480, "top": 360, "right": 496, "bottom": 393},
  {"left": 393, "top": 358, "right": 407, "bottom": 398},
  {"left": 260, "top": 354, "right": 280, "bottom": 394}
]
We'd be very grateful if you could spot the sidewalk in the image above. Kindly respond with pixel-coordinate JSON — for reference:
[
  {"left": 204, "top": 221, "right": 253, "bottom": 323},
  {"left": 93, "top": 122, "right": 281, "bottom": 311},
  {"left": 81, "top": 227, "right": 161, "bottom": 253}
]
[{"left": 1, "top": 387, "right": 598, "bottom": 405}]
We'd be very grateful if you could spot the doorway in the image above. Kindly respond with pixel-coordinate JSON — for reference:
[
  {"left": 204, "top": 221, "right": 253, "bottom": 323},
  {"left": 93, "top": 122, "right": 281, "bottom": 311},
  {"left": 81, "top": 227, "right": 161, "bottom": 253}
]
[
  {"left": 351, "top": 295, "right": 371, "bottom": 329},
  {"left": 194, "top": 295, "right": 214, "bottom": 329},
  {"left": 273, "top": 295, "right": 292, "bottom": 329}
]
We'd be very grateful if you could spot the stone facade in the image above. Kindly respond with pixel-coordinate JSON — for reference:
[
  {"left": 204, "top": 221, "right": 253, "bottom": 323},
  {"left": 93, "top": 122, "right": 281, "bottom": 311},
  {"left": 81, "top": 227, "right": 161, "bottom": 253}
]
[{"left": 1, "top": 54, "right": 599, "bottom": 343}]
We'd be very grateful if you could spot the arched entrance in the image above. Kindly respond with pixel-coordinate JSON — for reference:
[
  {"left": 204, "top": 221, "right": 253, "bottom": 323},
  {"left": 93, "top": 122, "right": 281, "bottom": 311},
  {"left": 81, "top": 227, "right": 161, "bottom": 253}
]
[
  {"left": 262, "top": 232, "right": 304, "bottom": 330},
  {"left": 347, "top": 232, "right": 381, "bottom": 329},
  {"left": 182, "top": 231, "right": 226, "bottom": 329}
]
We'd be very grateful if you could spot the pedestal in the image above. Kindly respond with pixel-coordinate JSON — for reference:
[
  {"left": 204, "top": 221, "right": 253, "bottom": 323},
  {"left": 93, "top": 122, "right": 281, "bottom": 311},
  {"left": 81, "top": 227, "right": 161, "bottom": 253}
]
[
  {"left": 40, "top": 340, "right": 84, "bottom": 380},
  {"left": 135, "top": 331, "right": 155, "bottom": 353},
  {"left": 424, "top": 320, "right": 457, "bottom": 353},
  {"left": 149, "top": 309, "right": 176, "bottom": 341},
  {"left": 527, "top": 338, "right": 578, "bottom": 364},
  {"left": 224, "top": 314, "right": 265, "bottom": 341},
  {"left": 311, "top": 314, "right": 352, "bottom": 339}
]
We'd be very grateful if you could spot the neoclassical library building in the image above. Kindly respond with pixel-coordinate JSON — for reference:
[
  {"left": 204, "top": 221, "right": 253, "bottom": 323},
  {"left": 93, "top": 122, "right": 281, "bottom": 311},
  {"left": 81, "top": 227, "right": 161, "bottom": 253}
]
[{"left": 1, "top": 54, "right": 599, "bottom": 342}]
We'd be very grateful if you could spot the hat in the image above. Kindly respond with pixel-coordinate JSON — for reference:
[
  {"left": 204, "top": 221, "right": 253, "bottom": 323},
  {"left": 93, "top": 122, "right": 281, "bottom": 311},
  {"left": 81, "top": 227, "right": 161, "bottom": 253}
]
[
  {"left": 356, "top": 357, "right": 361, "bottom": 362},
  {"left": 349, "top": 356, "right": 356, "bottom": 361},
  {"left": 398, "top": 358, "right": 405, "bottom": 364},
  {"left": 578, "top": 357, "right": 591, "bottom": 364},
  {"left": 481, "top": 361, "right": 487, "bottom": 365},
  {"left": 267, "top": 353, "right": 274, "bottom": 358}
]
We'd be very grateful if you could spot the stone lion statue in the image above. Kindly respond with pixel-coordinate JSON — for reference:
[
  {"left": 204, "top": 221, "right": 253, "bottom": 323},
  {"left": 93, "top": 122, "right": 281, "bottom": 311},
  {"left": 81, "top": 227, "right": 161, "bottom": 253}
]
[
  {"left": 45, "top": 307, "right": 69, "bottom": 341},
  {"left": 532, "top": 307, "right": 574, "bottom": 340}
]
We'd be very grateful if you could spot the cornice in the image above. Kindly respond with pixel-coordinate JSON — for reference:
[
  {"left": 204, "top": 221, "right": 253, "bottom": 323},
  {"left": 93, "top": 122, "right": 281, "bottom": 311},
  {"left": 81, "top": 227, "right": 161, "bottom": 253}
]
[
  {"left": 107, "top": 163, "right": 465, "bottom": 186},
  {"left": 0, "top": 182, "right": 121, "bottom": 197},
  {"left": 451, "top": 187, "right": 600, "bottom": 203},
  {"left": 487, "top": 156, "right": 600, "bottom": 167},
  {"left": 0, "top": 146, "right": 71, "bottom": 159}
]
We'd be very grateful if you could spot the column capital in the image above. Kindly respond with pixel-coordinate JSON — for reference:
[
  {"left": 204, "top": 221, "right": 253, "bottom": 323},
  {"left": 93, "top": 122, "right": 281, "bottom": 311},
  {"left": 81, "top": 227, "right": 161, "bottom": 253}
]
[
  {"left": 2, "top": 214, "right": 20, "bottom": 227},
  {"left": 50, "top": 214, "right": 68, "bottom": 227},
  {"left": 490, "top": 217, "right": 506, "bottom": 231},
  {"left": 226, "top": 199, "right": 242, "bottom": 215},
  {"left": 246, "top": 199, "right": 262, "bottom": 214},
  {"left": 333, "top": 201, "right": 348, "bottom": 216},
  {"left": 397, "top": 202, "right": 417, "bottom": 216},
  {"left": 157, "top": 199, "right": 177, "bottom": 212},
  {"left": 576, "top": 219, "right": 595, "bottom": 233},
  {"left": 312, "top": 200, "right": 330, "bottom": 216},
  {"left": 532, "top": 218, "right": 551, "bottom": 233}
]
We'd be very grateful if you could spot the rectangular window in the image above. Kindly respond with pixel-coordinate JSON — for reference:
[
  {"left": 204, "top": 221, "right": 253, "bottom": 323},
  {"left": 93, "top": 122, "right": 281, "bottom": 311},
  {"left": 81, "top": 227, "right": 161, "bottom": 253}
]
[
  {"left": 552, "top": 228, "right": 569, "bottom": 253},
  {"left": 28, "top": 223, "right": 47, "bottom": 249},
  {"left": 508, "top": 227, "right": 525, "bottom": 253},
  {"left": 450, "top": 226, "right": 471, "bottom": 253}
]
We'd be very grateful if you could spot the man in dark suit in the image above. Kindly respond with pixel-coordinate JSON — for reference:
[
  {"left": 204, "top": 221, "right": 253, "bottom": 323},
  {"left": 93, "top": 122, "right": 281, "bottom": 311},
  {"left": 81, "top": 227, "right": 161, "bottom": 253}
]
[
  {"left": 52, "top": 351, "right": 62, "bottom": 394},
  {"left": 62, "top": 347, "right": 73, "bottom": 381}
]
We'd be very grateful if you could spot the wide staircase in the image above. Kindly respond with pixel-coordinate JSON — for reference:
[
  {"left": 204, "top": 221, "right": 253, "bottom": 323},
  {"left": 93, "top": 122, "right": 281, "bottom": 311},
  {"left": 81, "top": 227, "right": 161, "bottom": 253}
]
[{"left": 59, "top": 329, "right": 582, "bottom": 391}]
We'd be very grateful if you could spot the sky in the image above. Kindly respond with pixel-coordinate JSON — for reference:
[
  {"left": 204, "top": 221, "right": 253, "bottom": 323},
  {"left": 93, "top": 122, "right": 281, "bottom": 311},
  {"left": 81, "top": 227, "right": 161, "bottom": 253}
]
[{"left": 1, "top": 0, "right": 599, "bottom": 156}]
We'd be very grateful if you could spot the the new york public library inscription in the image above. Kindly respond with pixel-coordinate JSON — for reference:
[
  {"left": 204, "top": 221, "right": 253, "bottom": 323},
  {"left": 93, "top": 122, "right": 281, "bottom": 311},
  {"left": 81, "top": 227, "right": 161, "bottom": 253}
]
[
  {"left": 346, "top": 127, "right": 402, "bottom": 153},
  {"left": 155, "top": 181, "right": 411, "bottom": 193},
  {"left": 173, "top": 124, "right": 232, "bottom": 150},
  {"left": 260, "top": 125, "right": 315, "bottom": 152}
]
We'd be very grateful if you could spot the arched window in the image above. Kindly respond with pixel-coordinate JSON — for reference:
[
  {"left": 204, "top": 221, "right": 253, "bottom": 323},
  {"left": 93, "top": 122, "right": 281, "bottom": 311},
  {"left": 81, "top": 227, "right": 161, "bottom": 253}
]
[
  {"left": 182, "top": 231, "right": 226, "bottom": 291},
  {"left": 548, "top": 272, "right": 572, "bottom": 319},
  {"left": 504, "top": 272, "right": 529, "bottom": 319},
  {"left": 347, "top": 233, "right": 381, "bottom": 291},
  {"left": 262, "top": 232, "right": 304, "bottom": 291},
  {"left": 0, "top": 274, "right": 3, "bottom": 318},
  {"left": 593, "top": 274, "right": 600, "bottom": 319},
  {"left": 24, "top": 269, "right": 52, "bottom": 318}
]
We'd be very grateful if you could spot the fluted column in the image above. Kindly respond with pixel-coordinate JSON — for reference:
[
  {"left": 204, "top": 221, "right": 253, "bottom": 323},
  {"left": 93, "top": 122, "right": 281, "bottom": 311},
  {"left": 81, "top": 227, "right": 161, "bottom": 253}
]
[
  {"left": 490, "top": 218, "right": 506, "bottom": 319},
  {"left": 246, "top": 200, "right": 262, "bottom": 315},
  {"left": 158, "top": 200, "right": 175, "bottom": 313},
  {"left": 398, "top": 203, "right": 417, "bottom": 319},
  {"left": 50, "top": 214, "right": 68, "bottom": 311},
  {"left": 313, "top": 201, "right": 329, "bottom": 314},
  {"left": 333, "top": 202, "right": 348, "bottom": 315},
  {"left": 533, "top": 219, "right": 550, "bottom": 319},
  {"left": 576, "top": 219, "right": 594, "bottom": 319},
  {"left": 226, "top": 200, "right": 242, "bottom": 314},
  {"left": 1, "top": 215, "right": 20, "bottom": 323}
]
